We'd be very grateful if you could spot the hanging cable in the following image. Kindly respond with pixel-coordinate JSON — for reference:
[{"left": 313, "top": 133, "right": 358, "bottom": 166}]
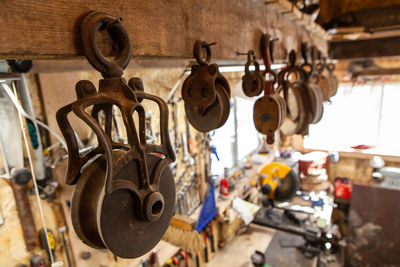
[{"left": 12, "top": 82, "right": 62, "bottom": 267}]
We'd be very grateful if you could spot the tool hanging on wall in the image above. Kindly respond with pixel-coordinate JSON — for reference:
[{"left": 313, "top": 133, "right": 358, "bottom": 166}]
[
  {"left": 53, "top": 203, "right": 73, "bottom": 267},
  {"left": 326, "top": 61, "right": 339, "bottom": 98},
  {"left": 182, "top": 41, "right": 231, "bottom": 132},
  {"left": 56, "top": 11, "right": 176, "bottom": 258},
  {"left": 279, "top": 50, "right": 313, "bottom": 136},
  {"left": 306, "top": 45, "right": 324, "bottom": 124},
  {"left": 10, "top": 168, "right": 39, "bottom": 251},
  {"left": 253, "top": 34, "right": 286, "bottom": 144},
  {"left": 241, "top": 50, "right": 264, "bottom": 97},
  {"left": 315, "top": 52, "right": 331, "bottom": 102}
]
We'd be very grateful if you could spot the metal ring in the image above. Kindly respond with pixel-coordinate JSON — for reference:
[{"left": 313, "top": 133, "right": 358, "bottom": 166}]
[
  {"left": 193, "top": 41, "right": 212, "bottom": 66},
  {"left": 81, "top": 11, "right": 131, "bottom": 77}
]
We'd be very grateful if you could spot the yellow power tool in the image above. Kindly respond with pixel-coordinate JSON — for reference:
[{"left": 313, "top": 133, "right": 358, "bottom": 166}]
[{"left": 258, "top": 162, "right": 299, "bottom": 201}]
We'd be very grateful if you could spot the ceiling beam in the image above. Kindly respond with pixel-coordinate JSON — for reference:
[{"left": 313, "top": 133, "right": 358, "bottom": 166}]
[
  {"left": 329, "top": 36, "right": 400, "bottom": 60},
  {"left": 0, "top": 0, "right": 327, "bottom": 61}
]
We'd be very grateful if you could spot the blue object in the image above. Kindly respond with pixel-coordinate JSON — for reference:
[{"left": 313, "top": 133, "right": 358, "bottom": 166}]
[
  {"left": 27, "top": 120, "right": 39, "bottom": 149},
  {"left": 211, "top": 145, "right": 219, "bottom": 161},
  {"left": 196, "top": 182, "right": 217, "bottom": 232}
]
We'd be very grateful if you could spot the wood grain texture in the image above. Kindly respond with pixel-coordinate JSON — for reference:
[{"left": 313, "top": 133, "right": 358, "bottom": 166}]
[{"left": 0, "top": 0, "right": 327, "bottom": 60}]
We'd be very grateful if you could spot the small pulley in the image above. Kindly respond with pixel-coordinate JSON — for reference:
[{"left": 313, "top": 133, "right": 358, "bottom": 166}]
[
  {"left": 253, "top": 34, "right": 285, "bottom": 144},
  {"left": 241, "top": 50, "right": 264, "bottom": 97},
  {"left": 56, "top": 11, "right": 176, "bottom": 258},
  {"left": 181, "top": 41, "right": 231, "bottom": 132}
]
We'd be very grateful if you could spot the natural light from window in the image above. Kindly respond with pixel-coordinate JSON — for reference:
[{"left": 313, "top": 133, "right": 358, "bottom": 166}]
[{"left": 304, "top": 83, "right": 400, "bottom": 156}]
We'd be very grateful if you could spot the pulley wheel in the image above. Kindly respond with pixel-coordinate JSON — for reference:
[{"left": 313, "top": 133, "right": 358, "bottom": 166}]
[
  {"left": 71, "top": 150, "right": 175, "bottom": 258},
  {"left": 253, "top": 95, "right": 280, "bottom": 135},
  {"left": 99, "top": 152, "right": 175, "bottom": 258},
  {"left": 216, "top": 84, "right": 230, "bottom": 128},
  {"left": 185, "top": 85, "right": 225, "bottom": 132},
  {"left": 71, "top": 153, "right": 113, "bottom": 249}
]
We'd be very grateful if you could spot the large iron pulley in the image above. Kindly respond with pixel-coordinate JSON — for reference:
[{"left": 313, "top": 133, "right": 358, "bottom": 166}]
[{"left": 56, "top": 11, "right": 176, "bottom": 258}]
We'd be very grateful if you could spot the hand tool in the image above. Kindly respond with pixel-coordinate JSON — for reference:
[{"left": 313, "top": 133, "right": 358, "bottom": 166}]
[
  {"left": 203, "top": 230, "right": 209, "bottom": 262},
  {"left": 195, "top": 252, "right": 200, "bottom": 267},
  {"left": 169, "top": 97, "right": 182, "bottom": 155},
  {"left": 181, "top": 131, "right": 189, "bottom": 163},
  {"left": 53, "top": 203, "right": 73, "bottom": 267},
  {"left": 145, "top": 111, "right": 157, "bottom": 144},
  {"left": 56, "top": 11, "right": 176, "bottom": 258},
  {"left": 10, "top": 168, "right": 39, "bottom": 251},
  {"left": 207, "top": 223, "right": 216, "bottom": 253},
  {"left": 39, "top": 228, "right": 56, "bottom": 261},
  {"left": 149, "top": 250, "right": 160, "bottom": 267},
  {"left": 185, "top": 117, "right": 194, "bottom": 154}
]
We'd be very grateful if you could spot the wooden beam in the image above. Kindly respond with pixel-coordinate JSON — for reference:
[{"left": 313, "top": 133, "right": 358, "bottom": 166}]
[
  {"left": 353, "top": 67, "right": 400, "bottom": 76},
  {"left": 0, "top": 0, "right": 327, "bottom": 61},
  {"left": 330, "top": 36, "right": 400, "bottom": 60}
]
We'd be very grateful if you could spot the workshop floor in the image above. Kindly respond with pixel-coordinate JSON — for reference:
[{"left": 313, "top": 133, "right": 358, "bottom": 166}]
[{"left": 208, "top": 224, "right": 275, "bottom": 267}]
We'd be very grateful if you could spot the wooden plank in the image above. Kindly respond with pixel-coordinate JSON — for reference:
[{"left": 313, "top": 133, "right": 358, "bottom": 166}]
[
  {"left": 0, "top": 0, "right": 327, "bottom": 61},
  {"left": 329, "top": 36, "right": 400, "bottom": 59}
]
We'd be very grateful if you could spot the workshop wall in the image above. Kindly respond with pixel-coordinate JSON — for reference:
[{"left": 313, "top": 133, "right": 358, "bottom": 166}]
[
  {"left": 0, "top": 62, "right": 248, "bottom": 266},
  {"left": 327, "top": 155, "right": 400, "bottom": 183}
]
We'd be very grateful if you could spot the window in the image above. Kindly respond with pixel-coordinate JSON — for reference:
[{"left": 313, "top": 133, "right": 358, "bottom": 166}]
[
  {"left": 304, "top": 83, "right": 400, "bottom": 156},
  {"left": 210, "top": 97, "right": 261, "bottom": 175}
]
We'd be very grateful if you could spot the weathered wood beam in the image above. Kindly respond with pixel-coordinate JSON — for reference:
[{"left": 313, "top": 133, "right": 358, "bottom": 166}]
[
  {"left": 0, "top": 0, "right": 327, "bottom": 61},
  {"left": 329, "top": 36, "right": 400, "bottom": 60}
]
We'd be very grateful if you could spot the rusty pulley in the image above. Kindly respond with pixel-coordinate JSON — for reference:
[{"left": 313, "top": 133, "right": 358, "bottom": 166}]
[
  {"left": 241, "top": 50, "right": 264, "bottom": 97},
  {"left": 252, "top": 34, "right": 285, "bottom": 144},
  {"left": 56, "top": 11, "right": 176, "bottom": 258},
  {"left": 306, "top": 45, "right": 324, "bottom": 124},
  {"left": 181, "top": 41, "right": 231, "bottom": 132},
  {"left": 279, "top": 50, "right": 313, "bottom": 136}
]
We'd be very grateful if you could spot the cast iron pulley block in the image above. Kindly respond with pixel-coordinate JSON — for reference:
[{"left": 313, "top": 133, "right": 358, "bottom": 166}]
[
  {"left": 181, "top": 41, "right": 231, "bottom": 132},
  {"left": 56, "top": 11, "right": 176, "bottom": 258},
  {"left": 241, "top": 50, "right": 264, "bottom": 97}
]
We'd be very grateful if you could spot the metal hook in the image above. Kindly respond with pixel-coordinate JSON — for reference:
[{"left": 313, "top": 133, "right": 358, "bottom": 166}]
[{"left": 193, "top": 41, "right": 215, "bottom": 66}]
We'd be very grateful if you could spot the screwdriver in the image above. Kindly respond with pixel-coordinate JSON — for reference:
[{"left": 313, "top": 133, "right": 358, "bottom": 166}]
[
  {"left": 39, "top": 228, "right": 56, "bottom": 262},
  {"left": 53, "top": 203, "right": 73, "bottom": 267}
]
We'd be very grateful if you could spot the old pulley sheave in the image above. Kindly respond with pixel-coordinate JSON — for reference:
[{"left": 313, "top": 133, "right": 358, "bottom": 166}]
[
  {"left": 181, "top": 41, "right": 231, "bottom": 132},
  {"left": 252, "top": 34, "right": 286, "bottom": 144},
  {"left": 56, "top": 11, "right": 176, "bottom": 258},
  {"left": 241, "top": 50, "right": 264, "bottom": 97}
]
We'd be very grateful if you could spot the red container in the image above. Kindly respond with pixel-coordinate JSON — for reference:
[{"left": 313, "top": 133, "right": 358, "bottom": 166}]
[
  {"left": 298, "top": 151, "right": 328, "bottom": 175},
  {"left": 220, "top": 178, "right": 229, "bottom": 196},
  {"left": 334, "top": 178, "right": 352, "bottom": 199}
]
